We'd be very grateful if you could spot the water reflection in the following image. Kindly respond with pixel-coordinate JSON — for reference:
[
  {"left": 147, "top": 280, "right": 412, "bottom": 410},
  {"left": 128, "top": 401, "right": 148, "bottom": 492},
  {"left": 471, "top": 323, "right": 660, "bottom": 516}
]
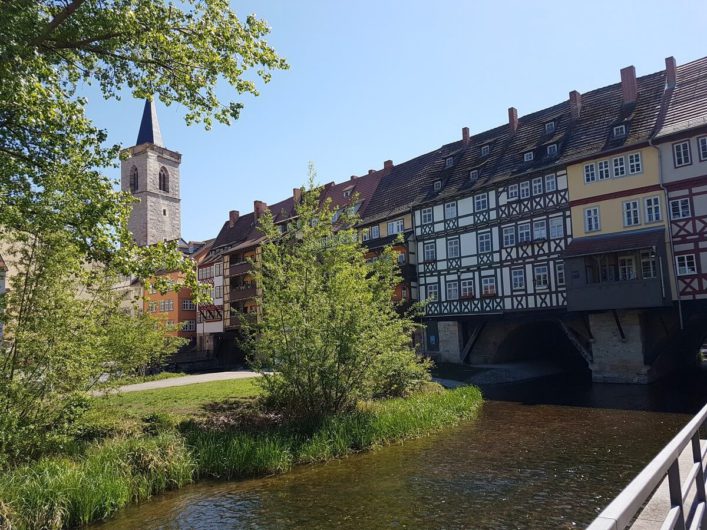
[{"left": 98, "top": 368, "right": 707, "bottom": 529}]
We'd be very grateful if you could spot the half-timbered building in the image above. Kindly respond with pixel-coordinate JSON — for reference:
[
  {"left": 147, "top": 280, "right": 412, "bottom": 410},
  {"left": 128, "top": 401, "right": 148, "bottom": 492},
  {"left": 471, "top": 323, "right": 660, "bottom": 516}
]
[{"left": 654, "top": 56, "right": 707, "bottom": 305}]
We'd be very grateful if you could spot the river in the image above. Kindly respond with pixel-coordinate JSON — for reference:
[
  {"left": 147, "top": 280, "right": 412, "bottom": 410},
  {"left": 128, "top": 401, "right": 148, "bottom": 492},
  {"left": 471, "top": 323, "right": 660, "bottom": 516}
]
[{"left": 97, "top": 367, "right": 707, "bottom": 529}]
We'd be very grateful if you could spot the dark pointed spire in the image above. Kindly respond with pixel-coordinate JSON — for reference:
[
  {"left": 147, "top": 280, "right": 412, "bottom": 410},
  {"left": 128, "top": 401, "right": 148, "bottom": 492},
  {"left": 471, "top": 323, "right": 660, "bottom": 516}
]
[{"left": 136, "top": 98, "right": 164, "bottom": 147}]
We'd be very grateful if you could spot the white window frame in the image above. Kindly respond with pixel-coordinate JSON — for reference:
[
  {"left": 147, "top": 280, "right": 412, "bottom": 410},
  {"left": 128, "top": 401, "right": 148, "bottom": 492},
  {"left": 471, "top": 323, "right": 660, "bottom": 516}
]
[
  {"left": 511, "top": 269, "right": 525, "bottom": 290},
  {"left": 446, "top": 280, "right": 459, "bottom": 301},
  {"left": 628, "top": 152, "right": 642, "bottom": 174},
  {"left": 461, "top": 279, "right": 475, "bottom": 298},
  {"left": 474, "top": 193, "right": 489, "bottom": 211},
  {"left": 387, "top": 219, "right": 404, "bottom": 235},
  {"left": 618, "top": 256, "right": 636, "bottom": 281},
  {"left": 423, "top": 242, "right": 436, "bottom": 262},
  {"left": 673, "top": 141, "right": 692, "bottom": 167},
  {"left": 524, "top": 151, "right": 534, "bottom": 162},
  {"left": 444, "top": 201, "right": 457, "bottom": 219},
  {"left": 549, "top": 217, "right": 564, "bottom": 239},
  {"left": 676, "top": 254, "right": 697, "bottom": 276},
  {"left": 426, "top": 284, "right": 439, "bottom": 301},
  {"left": 534, "top": 264, "right": 549, "bottom": 289},
  {"left": 670, "top": 198, "right": 691, "bottom": 220},
  {"left": 613, "top": 124, "right": 626, "bottom": 137},
  {"left": 469, "top": 169, "right": 479, "bottom": 181},
  {"left": 533, "top": 219, "right": 547, "bottom": 240},
  {"left": 434, "top": 180, "right": 442, "bottom": 191},
  {"left": 370, "top": 225, "right": 380, "bottom": 239},
  {"left": 623, "top": 200, "right": 640, "bottom": 227},
  {"left": 502, "top": 226, "right": 516, "bottom": 247},
  {"left": 584, "top": 207, "right": 600, "bottom": 232},
  {"left": 532, "top": 177, "right": 543, "bottom": 196},
  {"left": 598, "top": 160, "right": 610, "bottom": 180},
  {"left": 641, "top": 251, "right": 657, "bottom": 279},
  {"left": 518, "top": 222, "right": 531, "bottom": 243},
  {"left": 545, "top": 121, "right": 556, "bottom": 134},
  {"left": 477, "top": 231, "right": 492, "bottom": 253},
  {"left": 546, "top": 144, "right": 558, "bottom": 156},
  {"left": 556, "top": 263, "right": 566, "bottom": 286},
  {"left": 545, "top": 174, "right": 557, "bottom": 192},
  {"left": 508, "top": 183, "right": 519, "bottom": 200},
  {"left": 481, "top": 145, "right": 490, "bottom": 157},
  {"left": 613, "top": 156, "right": 626, "bottom": 177},
  {"left": 644, "top": 196, "right": 661, "bottom": 223},
  {"left": 445, "top": 156, "right": 454, "bottom": 168},
  {"left": 446, "top": 238, "right": 460, "bottom": 259},
  {"left": 520, "top": 181, "right": 530, "bottom": 198},
  {"left": 421, "top": 207, "right": 433, "bottom": 225},
  {"left": 584, "top": 163, "right": 597, "bottom": 183},
  {"left": 699, "top": 136, "right": 707, "bottom": 161},
  {"left": 481, "top": 277, "right": 497, "bottom": 296}
]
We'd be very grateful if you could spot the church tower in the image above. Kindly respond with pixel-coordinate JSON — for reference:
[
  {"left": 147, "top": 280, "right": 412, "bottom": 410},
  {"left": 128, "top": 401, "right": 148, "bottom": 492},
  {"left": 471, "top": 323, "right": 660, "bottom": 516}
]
[{"left": 120, "top": 99, "right": 182, "bottom": 246}]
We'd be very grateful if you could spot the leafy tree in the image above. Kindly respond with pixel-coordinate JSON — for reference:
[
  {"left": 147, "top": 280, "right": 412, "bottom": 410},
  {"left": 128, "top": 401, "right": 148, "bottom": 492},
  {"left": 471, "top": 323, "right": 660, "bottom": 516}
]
[
  {"left": 0, "top": 229, "right": 186, "bottom": 465},
  {"left": 249, "top": 168, "right": 430, "bottom": 420},
  {"left": 0, "top": 0, "right": 288, "bottom": 287},
  {"left": 0, "top": 1, "right": 287, "bottom": 463}
]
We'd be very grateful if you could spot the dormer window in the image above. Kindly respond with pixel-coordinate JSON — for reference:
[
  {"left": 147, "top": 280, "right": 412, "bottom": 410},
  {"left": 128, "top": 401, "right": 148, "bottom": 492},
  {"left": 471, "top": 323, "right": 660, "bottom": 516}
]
[
  {"left": 546, "top": 144, "right": 558, "bottom": 156},
  {"left": 445, "top": 156, "right": 454, "bottom": 168},
  {"left": 433, "top": 180, "right": 442, "bottom": 191},
  {"left": 343, "top": 189, "right": 352, "bottom": 198},
  {"left": 545, "top": 121, "right": 556, "bottom": 134},
  {"left": 469, "top": 169, "right": 479, "bottom": 181},
  {"left": 481, "top": 145, "right": 490, "bottom": 157},
  {"left": 613, "top": 124, "right": 627, "bottom": 138},
  {"left": 523, "top": 151, "right": 534, "bottom": 162}
]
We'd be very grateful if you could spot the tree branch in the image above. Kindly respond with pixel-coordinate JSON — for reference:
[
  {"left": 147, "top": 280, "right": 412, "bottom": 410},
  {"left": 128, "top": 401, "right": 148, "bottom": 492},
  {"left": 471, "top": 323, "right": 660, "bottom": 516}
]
[{"left": 32, "top": 0, "right": 88, "bottom": 46}]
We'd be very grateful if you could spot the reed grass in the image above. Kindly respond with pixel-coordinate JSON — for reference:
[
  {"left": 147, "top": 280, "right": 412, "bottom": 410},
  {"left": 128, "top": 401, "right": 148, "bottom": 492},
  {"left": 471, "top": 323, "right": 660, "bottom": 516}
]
[{"left": 0, "top": 385, "right": 482, "bottom": 529}]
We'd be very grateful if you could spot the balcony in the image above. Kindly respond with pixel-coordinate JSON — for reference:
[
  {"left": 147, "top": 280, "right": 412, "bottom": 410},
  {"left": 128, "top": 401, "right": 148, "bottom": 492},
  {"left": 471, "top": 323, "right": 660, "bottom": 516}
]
[
  {"left": 229, "top": 261, "right": 252, "bottom": 277},
  {"left": 566, "top": 277, "right": 668, "bottom": 312},
  {"left": 226, "top": 312, "right": 258, "bottom": 330},
  {"left": 562, "top": 228, "right": 671, "bottom": 312},
  {"left": 230, "top": 284, "right": 258, "bottom": 301}
]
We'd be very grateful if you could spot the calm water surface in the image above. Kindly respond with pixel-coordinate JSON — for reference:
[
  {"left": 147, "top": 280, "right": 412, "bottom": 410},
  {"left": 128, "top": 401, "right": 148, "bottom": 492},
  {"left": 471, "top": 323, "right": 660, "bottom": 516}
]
[{"left": 98, "top": 370, "right": 707, "bottom": 529}]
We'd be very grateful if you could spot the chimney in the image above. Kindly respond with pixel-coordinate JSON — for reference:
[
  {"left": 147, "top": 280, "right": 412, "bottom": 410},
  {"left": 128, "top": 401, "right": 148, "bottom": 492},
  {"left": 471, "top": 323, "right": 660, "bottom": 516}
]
[
  {"left": 569, "top": 90, "right": 582, "bottom": 120},
  {"left": 621, "top": 65, "right": 637, "bottom": 105},
  {"left": 383, "top": 160, "right": 394, "bottom": 170},
  {"left": 350, "top": 175, "right": 357, "bottom": 181},
  {"left": 293, "top": 187, "right": 302, "bottom": 204},
  {"left": 368, "top": 169, "right": 375, "bottom": 175},
  {"left": 462, "top": 126, "right": 470, "bottom": 146},
  {"left": 228, "top": 210, "right": 239, "bottom": 228},
  {"left": 665, "top": 56, "right": 677, "bottom": 89},
  {"left": 254, "top": 200, "right": 267, "bottom": 219},
  {"left": 508, "top": 107, "right": 518, "bottom": 134}
]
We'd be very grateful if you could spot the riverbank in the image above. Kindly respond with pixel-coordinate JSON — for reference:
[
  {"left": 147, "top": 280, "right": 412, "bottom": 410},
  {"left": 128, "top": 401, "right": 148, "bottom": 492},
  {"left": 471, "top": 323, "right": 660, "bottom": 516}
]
[{"left": 0, "top": 381, "right": 482, "bottom": 529}]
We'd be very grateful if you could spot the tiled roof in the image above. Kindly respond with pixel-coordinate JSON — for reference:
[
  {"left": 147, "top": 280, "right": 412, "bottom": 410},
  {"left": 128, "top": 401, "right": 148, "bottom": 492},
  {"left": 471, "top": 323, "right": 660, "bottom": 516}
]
[
  {"left": 655, "top": 57, "right": 707, "bottom": 138},
  {"left": 364, "top": 62, "right": 672, "bottom": 218},
  {"left": 562, "top": 227, "right": 665, "bottom": 258},
  {"left": 559, "top": 72, "right": 666, "bottom": 164},
  {"left": 320, "top": 167, "right": 386, "bottom": 218}
]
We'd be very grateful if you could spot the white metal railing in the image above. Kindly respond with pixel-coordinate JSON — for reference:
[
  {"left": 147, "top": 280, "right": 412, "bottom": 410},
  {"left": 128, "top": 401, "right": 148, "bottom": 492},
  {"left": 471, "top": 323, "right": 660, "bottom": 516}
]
[{"left": 588, "top": 403, "right": 707, "bottom": 530}]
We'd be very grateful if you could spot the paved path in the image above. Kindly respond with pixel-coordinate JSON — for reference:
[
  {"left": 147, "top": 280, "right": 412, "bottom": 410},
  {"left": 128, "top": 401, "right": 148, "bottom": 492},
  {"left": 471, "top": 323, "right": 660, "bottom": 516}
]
[{"left": 102, "top": 370, "right": 262, "bottom": 395}]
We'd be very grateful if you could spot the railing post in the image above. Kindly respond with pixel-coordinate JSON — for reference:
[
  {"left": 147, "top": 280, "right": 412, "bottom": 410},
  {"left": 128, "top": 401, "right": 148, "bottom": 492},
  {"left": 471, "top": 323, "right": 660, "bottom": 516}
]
[
  {"left": 668, "top": 459, "right": 687, "bottom": 530},
  {"left": 692, "top": 430, "right": 707, "bottom": 524}
]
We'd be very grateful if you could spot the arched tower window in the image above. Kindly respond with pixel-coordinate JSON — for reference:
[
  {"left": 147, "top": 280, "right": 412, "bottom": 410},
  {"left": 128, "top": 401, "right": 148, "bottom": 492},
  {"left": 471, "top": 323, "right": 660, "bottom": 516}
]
[
  {"left": 159, "top": 167, "right": 169, "bottom": 193},
  {"left": 129, "top": 166, "right": 139, "bottom": 193}
]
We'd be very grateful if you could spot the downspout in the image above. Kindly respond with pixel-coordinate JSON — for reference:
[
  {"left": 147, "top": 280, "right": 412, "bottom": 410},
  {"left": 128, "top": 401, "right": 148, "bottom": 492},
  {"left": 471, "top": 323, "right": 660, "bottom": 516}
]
[{"left": 649, "top": 137, "right": 684, "bottom": 330}]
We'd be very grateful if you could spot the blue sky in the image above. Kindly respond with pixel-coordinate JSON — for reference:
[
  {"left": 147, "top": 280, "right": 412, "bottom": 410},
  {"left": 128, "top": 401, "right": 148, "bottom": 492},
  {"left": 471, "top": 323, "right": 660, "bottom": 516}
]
[{"left": 83, "top": 0, "right": 706, "bottom": 242}]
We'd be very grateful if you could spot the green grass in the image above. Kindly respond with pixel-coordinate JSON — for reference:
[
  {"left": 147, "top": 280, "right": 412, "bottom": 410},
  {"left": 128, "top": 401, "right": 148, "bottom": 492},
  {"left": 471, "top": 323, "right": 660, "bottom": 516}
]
[
  {"left": 0, "top": 382, "right": 482, "bottom": 529},
  {"left": 90, "top": 378, "right": 262, "bottom": 422}
]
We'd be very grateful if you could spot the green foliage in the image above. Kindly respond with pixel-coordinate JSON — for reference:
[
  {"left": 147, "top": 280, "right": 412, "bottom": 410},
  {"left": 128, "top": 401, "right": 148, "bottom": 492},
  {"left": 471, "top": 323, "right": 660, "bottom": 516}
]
[
  {"left": 1, "top": 0, "right": 288, "bottom": 294},
  {"left": 249, "top": 165, "right": 431, "bottom": 419},
  {"left": 0, "top": 230, "right": 185, "bottom": 466}
]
